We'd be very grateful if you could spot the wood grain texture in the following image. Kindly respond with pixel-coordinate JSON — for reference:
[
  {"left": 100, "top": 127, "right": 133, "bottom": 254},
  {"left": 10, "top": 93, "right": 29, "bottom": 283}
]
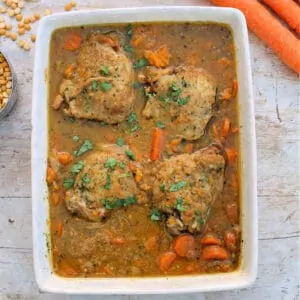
[{"left": 0, "top": 0, "right": 299, "bottom": 299}]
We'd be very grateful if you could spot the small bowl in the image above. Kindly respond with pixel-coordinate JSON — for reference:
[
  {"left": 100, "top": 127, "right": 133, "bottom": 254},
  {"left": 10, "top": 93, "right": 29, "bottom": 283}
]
[{"left": 0, "top": 49, "right": 17, "bottom": 119}]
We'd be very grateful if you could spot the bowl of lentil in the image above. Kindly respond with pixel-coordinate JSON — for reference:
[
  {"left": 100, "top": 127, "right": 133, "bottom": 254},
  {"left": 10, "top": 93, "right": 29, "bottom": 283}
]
[{"left": 0, "top": 49, "right": 17, "bottom": 119}]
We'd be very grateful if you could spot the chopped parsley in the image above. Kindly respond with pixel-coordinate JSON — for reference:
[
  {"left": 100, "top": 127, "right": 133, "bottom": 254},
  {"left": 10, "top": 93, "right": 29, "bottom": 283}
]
[
  {"left": 63, "top": 178, "right": 74, "bottom": 189},
  {"left": 170, "top": 180, "right": 187, "bottom": 192},
  {"left": 72, "top": 135, "right": 80, "bottom": 142},
  {"left": 131, "top": 124, "right": 141, "bottom": 132},
  {"left": 145, "top": 90, "right": 156, "bottom": 99},
  {"left": 71, "top": 160, "right": 84, "bottom": 174},
  {"left": 75, "top": 139, "right": 93, "bottom": 157},
  {"left": 156, "top": 121, "right": 165, "bottom": 129},
  {"left": 176, "top": 198, "right": 187, "bottom": 212},
  {"left": 159, "top": 183, "right": 166, "bottom": 191},
  {"left": 159, "top": 82, "right": 190, "bottom": 106},
  {"left": 127, "top": 112, "right": 137, "bottom": 124},
  {"left": 100, "top": 81, "right": 112, "bottom": 92},
  {"left": 116, "top": 138, "right": 125, "bottom": 147},
  {"left": 124, "top": 44, "right": 133, "bottom": 54},
  {"left": 150, "top": 208, "right": 161, "bottom": 221},
  {"left": 125, "top": 149, "right": 135, "bottom": 161},
  {"left": 91, "top": 80, "right": 99, "bottom": 91},
  {"left": 119, "top": 162, "right": 126, "bottom": 169},
  {"left": 125, "top": 23, "right": 133, "bottom": 39},
  {"left": 82, "top": 173, "right": 91, "bottom": 184},
  {"left": 104, "top": 158, "right": 118, "bottom": 170},
  {"left": 118, "top": 172, "right": 132, "bottom": 179},
  {"left": 133, "top": 58, "right": 148, "bottom": 69},
  {"left": 103, "top": 173, "right": 111, "bottom": 190},
  {"left": 195, "top": 210, "right": 204, "bottom": 225},
  {"left": 102, "top": 196, "right": 137, "bottom": 210},
  {"left": 100, "top": 66, "right": 110, "bottom": 76},
  {"left": 132, "top": 82, "right": 143, "bottom": 89}
]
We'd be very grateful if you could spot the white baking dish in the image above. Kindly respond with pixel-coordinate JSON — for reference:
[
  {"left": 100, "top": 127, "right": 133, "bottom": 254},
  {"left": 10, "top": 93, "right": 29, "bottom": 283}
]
[{"left": 31, "top": 6, "right": 257, "bottom": 294}]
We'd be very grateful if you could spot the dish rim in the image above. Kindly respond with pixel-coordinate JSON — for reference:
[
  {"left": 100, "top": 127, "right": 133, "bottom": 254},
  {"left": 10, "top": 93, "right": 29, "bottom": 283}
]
[{"left": 31, "top": 6, "right": 257, "bottom": 294}]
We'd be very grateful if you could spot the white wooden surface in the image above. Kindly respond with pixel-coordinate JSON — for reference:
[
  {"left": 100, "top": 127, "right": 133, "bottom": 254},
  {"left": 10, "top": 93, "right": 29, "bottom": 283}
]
[{"left": 0, "top": 0, "right": 299, "bottom": 299}]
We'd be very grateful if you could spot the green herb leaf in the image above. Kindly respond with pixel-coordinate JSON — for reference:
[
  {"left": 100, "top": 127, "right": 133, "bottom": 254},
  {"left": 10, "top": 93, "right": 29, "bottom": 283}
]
[
  {"left": 126, "top": 24, "right": 133, "bottom": 39},
  {"left": 100, "top": 66, "right": 110, "bottom": 76},
  {"left": 124, "top": 44, "right": 133, "bottom": 54},
  {"left": 104, "top": 158, "right": 118, "bottom": 170},
  {"left": 133, "top": 58, "right": 148, "bottom": 69},
  {"left": 91, "top": 80, "right": 99, "bottom": 91},
  {"left": 156, "top": 121, "right": 165, "bottom": 129},
  {"left": 118, "top": 172, "right": 132, "bottom": 179},
  {"left": 68, "top": 117, "right": 75, "bottom": 123},
  {"left": 170, "top": 181, "right": 187, "bottom": 192},
  {"left": 123, "top": 196, "right": 137, "bottom": 206},
  {"left": 103, "top": 173, "right": 111, "bottom": 190},
  {"left": 131, "top": 124, "right": 141, "bottom": 132},
  {"left": 72, "top": 135, "right": 80, "bottom": 142},
  {"left": 71, "top": 160, "right": 84, "bottom": 174},
  {"left": 125, "top": 149, "right": 135, "bottom": 161},
  {"left": 63, "top": 178, "right": 74, "bottom": 189},
  {"left": 127, "top": 112, "right": 137, "bottom": 124},
  {"left": 150, "top": 208, "right": 161, "bottom": 221},
  {"left": 195, "top": 210, "right": 204, "bottom": 224},
  {"left": 132, "top": 82, "right": 143, "bottom": 89},
  {"left": 100, "top": 81, "right": 112, "bottom": 92},
  {"left": 76, "top": 140, "right": 93, "bottom": 157},
  {"left": 159, "top": 183, "right": 165, "bottom": 191},
  {"left": 116, "top": 138, "right": 125, "bottom": 147},
  {"left": 176, "top": 198, "right": 187, "bottom": 212},
  {"left": 177, "top": 96, "right": 190, "bottom": 107},
  {"left": 119, "top": 162, "right": 126, "bottom": 169},
  {"left": 82, "top": 173, "right": 91, "bottom": 184}
]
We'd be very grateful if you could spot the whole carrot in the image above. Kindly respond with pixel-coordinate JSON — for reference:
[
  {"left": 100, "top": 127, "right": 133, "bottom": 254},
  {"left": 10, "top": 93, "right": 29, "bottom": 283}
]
[
  {"left": 262, "top": 0, "right": 300, "bottom": 35},
  {"left": 211, "top": 0, "right": 300, "bottom": 73},
  {"left": 150, "top": 128, "right": 165, "bottom": 161}
]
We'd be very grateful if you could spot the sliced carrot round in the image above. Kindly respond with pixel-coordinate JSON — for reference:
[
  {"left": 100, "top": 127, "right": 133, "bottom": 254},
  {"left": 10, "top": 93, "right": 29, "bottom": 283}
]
[
  {"left": 174, "top": 234, "right": 196, "bottom": 259},
  {"left": 159, "top": 251, "right": 176, "bottom": 272},
  {"left": 200, "top": 234, "right": 222, "bottom": 246},
  {"left": 201, "top": 245, "right": 229, "bottom": 261}
]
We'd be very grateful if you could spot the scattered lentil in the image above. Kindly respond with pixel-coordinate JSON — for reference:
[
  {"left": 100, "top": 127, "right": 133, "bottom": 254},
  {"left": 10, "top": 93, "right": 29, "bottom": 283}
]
[
  {"left": 15, "top": 13, "right": 22, "bottom": 21},
  {"left": 0, "top": 52, "right": 12, "bottom": 110},
  {"left": 17, "top": 27, "right": 24, "bottom": 35},
  {"left": 34, "top": 12, "right": 40, "bottom": 20}
]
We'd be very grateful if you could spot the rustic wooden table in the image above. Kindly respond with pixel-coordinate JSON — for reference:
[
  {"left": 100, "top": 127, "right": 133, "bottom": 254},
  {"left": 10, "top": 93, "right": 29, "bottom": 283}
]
[{"left": 0, "top": 0, "right": 299, "bottom": 299}]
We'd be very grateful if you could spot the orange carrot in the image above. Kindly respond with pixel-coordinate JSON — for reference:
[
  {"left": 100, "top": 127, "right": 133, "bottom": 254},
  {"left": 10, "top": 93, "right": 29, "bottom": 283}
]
[
  {"left": 46, "top": 166, "right": 56, "bottom": 184},
  {"left": 52, "top": 94, "right": 64, "bottom": 110},
  {"left": 150, "top": 128, "right": 165, "bottom": 161},
  {"left": 63, "top": 33, "right": 81, "bottom": 52},
  {"left": 144, "top": 46, "right": 171, "bottom": 68},
  {"left": 224, "top": 230, "right": 237, "bottom": 252},
  {"left": 59, "top": 261, "right": 77, "bottom": 276},
  {"left": 54, "top": 221, "right": 63, "bottom": 237},
  {"left": 97, "top": 34, "right": 120, "bottom": 51},
  {"left": 169, "top": 138, "right": 182, "bottom": 152},
  {"left": 231, "top": 79, "right": 238, "bottom": 97},
  {"left": 144, "top": 236, "right": 157, "bottom": 251},
  {"left": 221, "top": 118, "right": 231, "bottom": 138},
  {"left": 57, "top": 152, "right": 73, "bottom": 165},
  {"left": 50, "top": 192, "right": 61, "bottom": 206},
  {"left": 159, "top": 251, "right": 176, "bottom": 272},
  {"left": 111, "top": 236, "right": 125, "bottom": 245},
  {"left": 211, "top": 0, "right": 300, "bottom": 73},
  {"left": 200, "top": 234, "right": 222, "bottom": 246},
  {"left": 184, "top": 263, "right": 196, "bottom": 273},
  {"left": 174, "top": 234, "right": 196, "bottom": 259},
  {"left": 64, "top": 65, "right": 76, "bottom": 78},
  {"left": 184, "top": 143, "right": 193, "bottom": 154},
  {"left": 103, "top": 133, "right": 116, "bottom": 143},
  {"left": 225, "top": 147, "right": 237, "bottom": 162},
  {"left": 201, "top": 245, "right": 229, "bottom": 260},
  {"left": 262, "top": 0, "right": 300, "bottom": 35},
  {"left": 219, "top": 88, "right": 232, "bottom": 101}
]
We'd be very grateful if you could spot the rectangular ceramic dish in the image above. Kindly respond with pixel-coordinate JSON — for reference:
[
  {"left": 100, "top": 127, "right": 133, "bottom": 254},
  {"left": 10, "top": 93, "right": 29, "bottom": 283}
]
[{"left": 31, "top": 6, "right": 257, "bottom": 294}]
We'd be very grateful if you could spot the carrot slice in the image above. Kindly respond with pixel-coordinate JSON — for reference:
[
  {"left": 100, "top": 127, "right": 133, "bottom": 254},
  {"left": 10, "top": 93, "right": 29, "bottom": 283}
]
[
  {"left": 46, "top": 167, "right": 56, "bottom": 184},
  {"left": 63, "top": 33, "right": 82, "bottom": 52},
  {"left": 64, "top": 65, "right": 76, "bottom": 78},
  {"left": 54, "top": 221, "right": 63, "bottom": 237},
  {"left": 225, "top": 147, "right": 237, "bottom": 162},
  {"left": 159, "top": 251, "right": 176, "bottom": 272},
  {"left": 200, "top": 234, "right": 222, "bottom": 246},
  {"left": 224, "top": 231, "right": 237, "bottom": 252},
  {"left": 59, "top": 261, "right": 78, "bottom": 276},
  {"left": 201, "top": 245, "right": 229, "bottom": 260},
  {"left": 150, "top": 128, "right": 165, "bottom": 161},
  {"left": 174, "top": 234, "right": 196, "bottom": 259},
  {"left": 262, "top": 0, "right": 300, "bottom": 34},
  {"left": 231, "top": 79, "right": 238, "bottom": 97},
  {"left": 57, "top": 152, "right": 73, "bottom": 165},
  {"left": 211, "top": 0, "right": 300, "bottom": 73},
  {"left": 111, "top": 236, "right": 125, "bottom": 245},
  {"left": 221, "top": 118, "right": 231, "bottom": 138},
  {"left": 144, "top": 46, "right": 171, "bottom": 68},
  {"left": 50, "top": 192, "right": 60, "bottom": 206},
  {"left": 184, "top": 143, "right": 193, "bottom": 154}
]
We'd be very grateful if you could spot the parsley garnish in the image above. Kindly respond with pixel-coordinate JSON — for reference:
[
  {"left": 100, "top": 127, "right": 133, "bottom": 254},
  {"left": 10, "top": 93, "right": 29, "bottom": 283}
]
[
  {"left": 132, "top": 82, "right": 143, "bottom": 89},
  {"left": 195, "top": 210, "right": 204, "bottom": 225},
  {"left": 131, "top": 124, "right": 141, "bottom": 132},
  {"left": 104, "top": 158, "right": 118, "bottom": 170},
  {"left": 159, "top": 183, "right": 165, "bottom": 191},
  {"left": 75, "top": 140, "right": 93, "bottom": 157},
  {"left": 156, "top": 121, "right": 165, "bottom": 129},
  {"left": 72, "top": 135, "right": 80, "bottom": 142},
  {"left": 63, "top": 178, "right": 74, "bottom": 189},
  {"left": 116, "top": 138, "right": 125, "bottom": 147},
  {"left": 102, "top": 196, "right": 137, "bottom": 210},
  {"left": 119, "top": 162, "right": 126, "bottom": 169},
  {"left": 91, "top": 80, "right": 99, "bottom": 91},
  {"left": 125, "top": 24, "right": 133, "bottom": 39},
  {"left": 133, "top": 58, "right": 148, "bottom": 69},
  {"left": 103, "top": 173, "right": 111, "bottom": 190},
  {"left": 123, "top": 196, "right": 137, "bottom": 206},
  {"left": 125, "top": 149, "right": 135, "bottom": 161},
  {"left": 150, "top": 208, "right": 161, "bottom": 221},
  {"left": 159, "top": 82, "right": 190, "bottom": 106},
  {"left": 118, "top": 172, "right": 132, "bottom": 179},
  {"left": 71, "top": 161, "right": 84, "bottom": 174},
  {"left": 82, "top": 173, "right": 90, "bottom": 184},
  {"left": 100, "top": 82, "right": 112, "bottom": 92},
  {"left": 124, "top": 44, "right": 133, "bottom": 54},
  {"left": 176, "top": 198, "right": 187, "bottom": 212},
  {"left": 100, "top": 66, "right": 110, "bottom": 76},
  {"left": 127, "top": 112, "right": 137, "bottom": 124},
  {"left": 170, "top": 181, "right": 187, "bottom": 192}
]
